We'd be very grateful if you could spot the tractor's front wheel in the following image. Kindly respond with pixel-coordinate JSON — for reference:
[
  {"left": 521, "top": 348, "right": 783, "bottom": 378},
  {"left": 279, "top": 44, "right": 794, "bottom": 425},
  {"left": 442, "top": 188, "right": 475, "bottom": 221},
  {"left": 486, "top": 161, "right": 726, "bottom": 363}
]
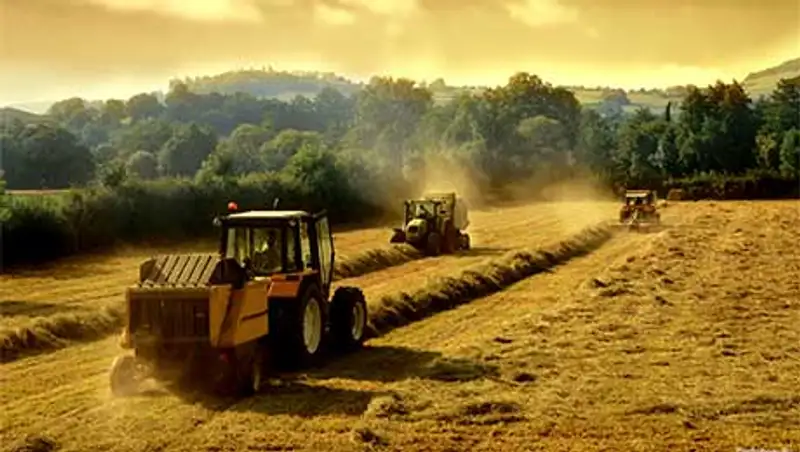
[
  {"left": 329, "top": 287, "right": 368, "bottom": 353},
  {"left": 213, "top": 342, "right": 264, "bottom": 398}
]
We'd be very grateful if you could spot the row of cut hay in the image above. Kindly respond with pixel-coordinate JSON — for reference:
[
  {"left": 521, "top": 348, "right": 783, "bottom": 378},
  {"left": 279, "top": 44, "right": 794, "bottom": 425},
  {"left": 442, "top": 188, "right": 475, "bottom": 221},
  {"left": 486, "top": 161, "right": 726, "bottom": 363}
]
[
  {"left": 364, "top": 223, "right": 614, "bottom": 338},
  {"left": 0, "top": 306, "right": 124, "bottom": 363},
  {"left": 0, "top": 225, "right": 611, "bottom": 364},
  {"left": 333, "top": 244, "right": 422, "bottom": 280}
]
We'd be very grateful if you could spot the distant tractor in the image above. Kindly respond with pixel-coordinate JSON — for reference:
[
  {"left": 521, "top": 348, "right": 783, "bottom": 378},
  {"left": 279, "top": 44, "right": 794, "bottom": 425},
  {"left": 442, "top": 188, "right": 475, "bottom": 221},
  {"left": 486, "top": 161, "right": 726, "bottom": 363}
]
[
  {"left": 110, "top": 203, "right": 368, "bottom": 397},
  {"left": 619, "top": 189, "right": 661, "bottom": 231},
  {"left": 389, "top": 192, "right": 471, "bottom": 256}
]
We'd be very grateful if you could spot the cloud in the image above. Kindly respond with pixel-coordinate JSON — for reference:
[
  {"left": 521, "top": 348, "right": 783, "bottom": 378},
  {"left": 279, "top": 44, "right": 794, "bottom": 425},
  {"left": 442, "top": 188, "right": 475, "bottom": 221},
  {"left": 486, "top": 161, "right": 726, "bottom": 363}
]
[
  {"left": 84, "top": 0, "right": 264, "bottom": 22},
  {"left": 0, "top": 0, "right": 798, "bottom": 102},
  {"left": 505, "top": 0, "right": 579, "bottom": 27},
  {"left": 313, "top": 3, "right": 356, "bottom": 26}
]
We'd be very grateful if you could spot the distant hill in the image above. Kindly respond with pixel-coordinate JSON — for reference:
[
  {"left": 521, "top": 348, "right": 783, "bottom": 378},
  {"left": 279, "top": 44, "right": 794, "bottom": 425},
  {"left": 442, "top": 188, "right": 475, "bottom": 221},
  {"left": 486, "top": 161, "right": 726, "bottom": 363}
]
[
  {"left": 4, "top": 59, "right": 798, "bottom": 118},
  {"left": 742, "top": 57, "right": 800, "bottom": 99},
  {"left": 0, "top": 107, "right": 52, "bottom": 125},
  {"left": 176, "top": 69, "right": 364, "bottom": 101}
]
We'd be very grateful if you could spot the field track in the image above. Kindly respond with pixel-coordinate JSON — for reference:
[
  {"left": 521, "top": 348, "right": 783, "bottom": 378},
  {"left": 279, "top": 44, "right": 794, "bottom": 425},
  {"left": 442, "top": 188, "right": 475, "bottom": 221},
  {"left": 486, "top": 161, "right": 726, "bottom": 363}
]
[{"left": 2, "top": 200, "right": 799, "bottom": 451}]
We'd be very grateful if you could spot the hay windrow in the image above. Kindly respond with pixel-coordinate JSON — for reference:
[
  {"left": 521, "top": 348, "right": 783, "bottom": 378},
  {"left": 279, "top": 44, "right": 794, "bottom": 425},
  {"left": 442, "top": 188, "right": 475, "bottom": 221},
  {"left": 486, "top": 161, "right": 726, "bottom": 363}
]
[
  {"left": 0, "top": 225, "right": 611, "bottom": 363},
  {"left": 333, "top": 244, "right": 422, "bottom": 280},
  {"left": 364, "top": 224, "right": 614, "bottom": 338},
  {"left": 0, "top": 306, "right": 124, "bottom": 363},
  {"left": 0, "top": 244, "right": 422, "bottom": 363}
]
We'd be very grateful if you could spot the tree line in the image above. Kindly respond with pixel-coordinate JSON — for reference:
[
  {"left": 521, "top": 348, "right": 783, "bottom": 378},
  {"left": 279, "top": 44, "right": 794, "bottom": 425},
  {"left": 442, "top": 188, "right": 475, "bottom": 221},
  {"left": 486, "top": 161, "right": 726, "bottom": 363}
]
[{"left": 1, "top": 71, "right": 798, "bottom": 269}]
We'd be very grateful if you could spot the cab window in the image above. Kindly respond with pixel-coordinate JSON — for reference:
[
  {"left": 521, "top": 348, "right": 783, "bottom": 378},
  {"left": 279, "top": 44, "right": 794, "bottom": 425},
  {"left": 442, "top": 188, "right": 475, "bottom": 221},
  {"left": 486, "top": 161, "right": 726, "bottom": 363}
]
[
  {"left": 286, "top": 225, "right": 300, "bottom": 272},
  {"left": 225, "top": 226, "right": 283, "bottom": 275},
  {"left": 251, "top": 227, "right": 282, "bottom": 275},
  {"left": 299, "top": 221, "right": 313, "bottom": 269}
]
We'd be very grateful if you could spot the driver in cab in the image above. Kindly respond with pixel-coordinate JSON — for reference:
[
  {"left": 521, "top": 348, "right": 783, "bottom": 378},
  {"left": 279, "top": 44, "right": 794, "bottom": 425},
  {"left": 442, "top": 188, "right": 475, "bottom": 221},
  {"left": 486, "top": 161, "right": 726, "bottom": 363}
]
[{"left": 251, "top": 230, "right": 282, "bottom": 274}]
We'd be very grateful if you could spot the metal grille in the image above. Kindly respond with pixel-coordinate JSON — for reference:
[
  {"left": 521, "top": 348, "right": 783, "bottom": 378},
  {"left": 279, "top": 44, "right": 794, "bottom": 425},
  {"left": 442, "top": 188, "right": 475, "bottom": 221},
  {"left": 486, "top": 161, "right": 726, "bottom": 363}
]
[{"left": 130, "top": 298, "right": 210, "bottom": 340}]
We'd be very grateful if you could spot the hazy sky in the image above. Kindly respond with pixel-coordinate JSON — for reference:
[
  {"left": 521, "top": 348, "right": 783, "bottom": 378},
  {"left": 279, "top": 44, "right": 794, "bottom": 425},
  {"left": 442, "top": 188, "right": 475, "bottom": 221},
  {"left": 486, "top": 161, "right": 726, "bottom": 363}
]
[{"left": 1, "top": 0, "right": 798, "bottom": 106}]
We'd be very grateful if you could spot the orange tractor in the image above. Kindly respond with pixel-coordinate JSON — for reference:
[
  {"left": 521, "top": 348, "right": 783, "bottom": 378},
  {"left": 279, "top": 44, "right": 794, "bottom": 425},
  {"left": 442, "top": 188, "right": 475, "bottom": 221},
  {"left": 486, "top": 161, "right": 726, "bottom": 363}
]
[
  {"left": 110, "top": 203, "right": 368, "bottom": 397},
  {"left": 619, "top": 189, "right": 661, "bottom": 231}
]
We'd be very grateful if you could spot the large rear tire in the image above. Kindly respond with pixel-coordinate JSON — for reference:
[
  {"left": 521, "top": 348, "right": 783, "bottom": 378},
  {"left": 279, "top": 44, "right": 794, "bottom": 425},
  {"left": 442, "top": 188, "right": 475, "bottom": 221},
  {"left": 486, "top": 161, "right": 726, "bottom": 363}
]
[
  {"left": 459, "top": 233, "right": 471, "bottom": 251},
  {"left": 441, "top": 222, "right": 458, "bottom": 254},
  {"left": 329, "top": 287, "right": 368, "bottom": 353},
  {"left": 425, "top": 232, "right": 441, "bottom": 256},
  {"left": 269, "top": 285, "right": 327, "bottom": 371}
]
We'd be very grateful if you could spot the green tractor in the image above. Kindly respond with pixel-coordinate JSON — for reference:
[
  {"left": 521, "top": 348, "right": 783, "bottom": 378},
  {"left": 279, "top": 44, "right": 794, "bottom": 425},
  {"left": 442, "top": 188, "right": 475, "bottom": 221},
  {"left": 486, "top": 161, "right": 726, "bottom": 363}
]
[{"left": 389, "top": 192, "right": 471, "bottom": 256}]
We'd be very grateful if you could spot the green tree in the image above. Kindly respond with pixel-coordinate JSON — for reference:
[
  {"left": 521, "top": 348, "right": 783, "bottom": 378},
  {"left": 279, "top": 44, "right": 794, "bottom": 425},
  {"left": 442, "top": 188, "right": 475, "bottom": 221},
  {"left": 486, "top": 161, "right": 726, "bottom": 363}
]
[
  {"left": 313, "top": 87, "right": 356, "bottom": 142},
  {"left": 48, "top": 97, "right": 95, "bottom": 132},
  {"left": 158, "top": 123, "right": 218, "bottom": 176},
  {"left": 164, "top": 82, "right": 201, "bottom": 122},
  {"left": 575, "top": 109, "right": 616, "bottom": 179},
  {"left": 351, "top": 76, "right": 433, "bottom": 170},
  {"left": 126, "top": 151, "right": 159, "bottom": 179},
  {"left": 614, "top": 108, "right": 664, "bottom": 186},
  {"left": 126, "top": 93, "right": 164, "bottom": 121},
  {"left": 100, "top": 99, "right": 127, "bottom": 125},
  {"left": 112, "top": 118, "right": 174, "bottom": 156},
  {"left": 262, "top": 129, "right": 325, "bottom": 172},
  {"left": 2, "top": 123, "right": 95, "bottom": 189},
  {"left": 282, "top": 144, "right": 353, "bottom": 211},
  {"left": 779, "top": 128, "right": 800, "bottom": 178},
  {"left": 199, "top": 123, "right": 275, "bottom": 178}
]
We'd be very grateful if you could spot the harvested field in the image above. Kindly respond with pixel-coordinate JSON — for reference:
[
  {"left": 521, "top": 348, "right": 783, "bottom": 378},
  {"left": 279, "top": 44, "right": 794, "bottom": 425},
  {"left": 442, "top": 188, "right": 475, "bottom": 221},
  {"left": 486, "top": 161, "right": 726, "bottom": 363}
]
[
  {"left": 2, "top": 201, "right": 797, "bottom": 451},
  {"left": 0, "top": 201, "right": 613, "bottom": 361}
]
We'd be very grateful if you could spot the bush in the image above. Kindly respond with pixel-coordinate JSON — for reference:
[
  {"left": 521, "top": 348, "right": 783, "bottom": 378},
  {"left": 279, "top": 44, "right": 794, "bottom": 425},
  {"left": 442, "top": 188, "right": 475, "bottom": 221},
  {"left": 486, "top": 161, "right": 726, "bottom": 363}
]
[
  {"left": 664, "top": 171, "right": 799, "bottom": 200},
  {"left": 1, "top": 170, "right": 386, "bottom": 270}
]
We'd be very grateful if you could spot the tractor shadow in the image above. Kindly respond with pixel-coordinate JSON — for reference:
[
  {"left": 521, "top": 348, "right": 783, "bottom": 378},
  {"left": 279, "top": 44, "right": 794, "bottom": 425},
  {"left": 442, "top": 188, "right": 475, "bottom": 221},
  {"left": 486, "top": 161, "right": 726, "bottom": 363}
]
[
  {"left": 0, "top": 299, "right": 81, "bottom": 317},
  {"left": 138, "top": 346, "right": 497, "bottom": 418},
  {"left": 308, "top": 344, "right": 500, "bottom": 384},
  {"left": 616, "top": 224, "right": 671, "bottom": 235}
]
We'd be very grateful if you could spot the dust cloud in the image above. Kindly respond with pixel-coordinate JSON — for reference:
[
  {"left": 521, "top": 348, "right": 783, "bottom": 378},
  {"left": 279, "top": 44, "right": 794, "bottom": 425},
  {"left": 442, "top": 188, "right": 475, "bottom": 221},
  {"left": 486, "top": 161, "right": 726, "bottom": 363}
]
[{"left": 411, "top": 152, "right": 487, "bottom": 210}]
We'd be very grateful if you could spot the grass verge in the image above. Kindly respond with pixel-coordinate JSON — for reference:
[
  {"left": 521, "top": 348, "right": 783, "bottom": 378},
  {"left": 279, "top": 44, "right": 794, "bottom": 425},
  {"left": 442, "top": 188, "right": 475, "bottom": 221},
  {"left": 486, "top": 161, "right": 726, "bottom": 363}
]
[{"left": 364, "top": 223, "right": 614, "bottom": 338}]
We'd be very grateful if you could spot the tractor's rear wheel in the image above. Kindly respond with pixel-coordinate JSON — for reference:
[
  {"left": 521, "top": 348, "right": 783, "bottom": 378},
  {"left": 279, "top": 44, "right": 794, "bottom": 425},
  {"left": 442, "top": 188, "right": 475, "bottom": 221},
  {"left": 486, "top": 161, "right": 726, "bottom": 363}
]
[
  {"left": 459, "top": 233, "right": 471, "bottom": 251},
  {"left": 442, "top": 222, "right": 458, "bottom": 254},
  {"left": 270, "top": 285, "right": 327, "bottom": 370},
  {"left": 329, "top": 287, "right": 368, "bottom": 353}
]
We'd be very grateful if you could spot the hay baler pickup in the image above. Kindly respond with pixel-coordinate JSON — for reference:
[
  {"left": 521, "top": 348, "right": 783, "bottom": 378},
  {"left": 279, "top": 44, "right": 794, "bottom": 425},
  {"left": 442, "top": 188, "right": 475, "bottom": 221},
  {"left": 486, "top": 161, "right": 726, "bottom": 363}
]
[
  {"left": 389, "top": 192, "right": 471, "bottom": 255},
  {"left": 111, "top": 205, "right": 368, "bottom": 397}
]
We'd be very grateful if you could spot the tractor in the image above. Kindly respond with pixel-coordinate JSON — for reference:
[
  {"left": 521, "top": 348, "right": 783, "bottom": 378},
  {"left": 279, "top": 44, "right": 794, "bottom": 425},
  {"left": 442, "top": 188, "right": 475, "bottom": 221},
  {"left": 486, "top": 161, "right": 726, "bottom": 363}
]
[
  {"left": 109, "top": 202, "right": 368, "bottom": 397},
  {"left": 389, "top": 192, "right": 471, "bottom": 256},
  {"left": 619, "top": 189, "right": 661, "bottom": 231}
]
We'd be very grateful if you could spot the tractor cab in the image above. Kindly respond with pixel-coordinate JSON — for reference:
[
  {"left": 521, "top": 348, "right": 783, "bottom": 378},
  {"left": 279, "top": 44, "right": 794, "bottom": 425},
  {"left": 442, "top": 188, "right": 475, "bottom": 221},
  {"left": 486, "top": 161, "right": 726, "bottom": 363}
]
[
  {"left": 624, "top": 190, "right": 655, "bottom": 207},
  {"left": 214, "top": 202, "right": 335, "bottom": 298},
  {"left": 619, "top": 189, "right": 661, "bottom": 228},
  {"left": 390, "top": 192, "right": 471, "bottom": 255}
]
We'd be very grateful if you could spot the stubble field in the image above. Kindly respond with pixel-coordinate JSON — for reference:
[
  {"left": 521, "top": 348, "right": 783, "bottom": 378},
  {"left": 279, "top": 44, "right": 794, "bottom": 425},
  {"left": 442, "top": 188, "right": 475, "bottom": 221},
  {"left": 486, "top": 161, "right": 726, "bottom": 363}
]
[{"left": 1, "top": 199, "right": 798, "bottom": 452}]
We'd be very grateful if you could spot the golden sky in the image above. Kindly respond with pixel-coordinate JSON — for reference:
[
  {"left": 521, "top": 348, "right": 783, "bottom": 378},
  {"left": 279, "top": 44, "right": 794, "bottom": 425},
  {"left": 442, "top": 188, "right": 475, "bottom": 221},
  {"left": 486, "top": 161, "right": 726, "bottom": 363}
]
[{"left": 0, "top": 0, "right": 798, "bottom": 105}]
